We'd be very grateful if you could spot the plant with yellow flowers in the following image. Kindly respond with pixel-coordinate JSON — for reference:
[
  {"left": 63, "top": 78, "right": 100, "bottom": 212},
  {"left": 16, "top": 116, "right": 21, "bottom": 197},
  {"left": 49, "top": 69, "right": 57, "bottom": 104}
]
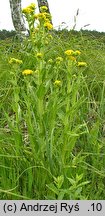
[
  {"left": 2, "top": 3, "right": 92, "bottom": 201},
  {"left": 22, "top": 3, "right": 53, "bottom": 38}
]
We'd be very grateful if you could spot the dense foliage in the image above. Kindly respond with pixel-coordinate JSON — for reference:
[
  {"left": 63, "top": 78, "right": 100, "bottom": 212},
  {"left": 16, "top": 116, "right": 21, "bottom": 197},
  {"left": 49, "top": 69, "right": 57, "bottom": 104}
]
[{"left": 0, "top": 29, "right": 16, "bottom": 40}]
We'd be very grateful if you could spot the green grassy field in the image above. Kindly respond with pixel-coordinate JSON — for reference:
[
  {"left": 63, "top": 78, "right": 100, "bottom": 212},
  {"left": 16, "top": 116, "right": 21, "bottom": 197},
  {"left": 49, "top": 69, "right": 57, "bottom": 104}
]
[{"left": 1, "top": 4, "right": 105, "bottom": 200}]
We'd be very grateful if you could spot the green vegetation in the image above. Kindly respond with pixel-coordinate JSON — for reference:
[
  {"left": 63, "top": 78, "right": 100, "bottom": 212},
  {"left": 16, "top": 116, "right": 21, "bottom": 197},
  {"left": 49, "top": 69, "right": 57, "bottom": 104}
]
[
  {"left": 0, "top": 29, "right": 16, "bottom": 40},
  {"left": 0, "top": 4, "right": 105, "bottom": 200}
]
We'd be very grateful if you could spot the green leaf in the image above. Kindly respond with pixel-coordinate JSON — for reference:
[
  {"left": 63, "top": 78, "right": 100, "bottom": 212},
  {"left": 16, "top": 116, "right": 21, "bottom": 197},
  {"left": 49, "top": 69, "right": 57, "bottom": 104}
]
[
  {"left": 37, "top": 84, "right": 45, "bottom": 99},
  {"left": 58, "top": 191, "right": 65, "bottom": 200},
  {"left": 46, "top": 183, "right": 58, "bottom": 195},
  {"left": 76, "top": 173, "right": 83, "bottom": 182},
  {"left": 54, "top": 175, "right": 64, "bottom": 189},
  {"left": 67, "top": 177, "right": 75, "bottom": 185},
  {"left": 77, "top": 181, "right": 90, "bottom": 188}
]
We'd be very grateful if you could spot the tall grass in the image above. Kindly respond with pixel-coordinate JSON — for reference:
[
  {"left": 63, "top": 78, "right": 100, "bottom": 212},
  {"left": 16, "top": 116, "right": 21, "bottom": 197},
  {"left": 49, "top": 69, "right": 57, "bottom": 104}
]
[{"left": 0, "top": 3, "right": 105, "bottom": 199}]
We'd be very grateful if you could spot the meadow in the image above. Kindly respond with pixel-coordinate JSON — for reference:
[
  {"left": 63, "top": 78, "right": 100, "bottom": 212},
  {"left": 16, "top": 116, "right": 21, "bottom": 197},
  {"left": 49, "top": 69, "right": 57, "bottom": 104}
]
[{"left": 0, "top": 3, "right": 105, "bottom": 199}]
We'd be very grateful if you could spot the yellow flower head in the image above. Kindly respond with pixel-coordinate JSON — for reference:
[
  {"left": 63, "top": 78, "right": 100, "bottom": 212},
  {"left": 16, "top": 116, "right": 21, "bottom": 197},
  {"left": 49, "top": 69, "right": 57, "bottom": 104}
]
[
  {"left": 22, "top": 7, "right": 33, "bottom": 14},
  {"left": 64, "top": 49, "right": 74, "bottom": 56},
  {"left": 73, "top": 50, "right": 81, "bottom": 56},
  {"left": 68, "top": 56, "right": 76, "bottom": 61},
  {"left": 37, "top": 12, "right": 46, "bottom": 20},
  {"left": 40, "top": 6, "right": 48, "bottom": 12},
  {"left": 29, "top": 3, "right": 36, "bottom": 10},
  {"left": 9, "top": 58, "right": 23, "bottom": 65},
  {"left": 36, "top": 52, "right": 43, "bottom": 58},
  {"left": 22, "top": 69, "right": 33, "bottom": 75},
  {"left": 43, "top": 12, "right": 52, "bottom": 20},
  {"left": 44, "top": 18, "right": 50, "bottom": 23},
  {"left": 44, "top": 22, "right": 53, "bottom": 30},
  {"left": 54, "top": 80, "right": 61, "bottom": 87},
  {"left": 22, "top": 3, "right": 36, "bottom": 14},
  {"left": 77, "top": 62, "right": 87, "bottom": 67},
  {"left": 36, "top": 12, "right": 51, "bottom": 23}
]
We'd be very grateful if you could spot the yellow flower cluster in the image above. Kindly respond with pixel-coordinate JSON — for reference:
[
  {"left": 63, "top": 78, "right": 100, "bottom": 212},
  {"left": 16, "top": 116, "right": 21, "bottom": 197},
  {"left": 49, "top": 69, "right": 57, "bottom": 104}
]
[
  {"left": 34, "top": 12, "right": 46, "bottom": 20},
  {"left": 77, "top": 62, "right": 87, "bottom": 67},
  {"left": 42, "top": 12, "right": 52, "bottom": 20},
  {"left": 22, "top": 3, "right": 36, "bottom": 14},
  {"left": 65, "top": 49, "right": 81, "bottom": 56},
  {"left": 40, "top": 6, "right": 48, "bottom": 12},
  {"left": 54, "top": 80, "right": 61, "bottom": 87},
  {"left": 65, "top": 50, "right": 74, "bottom": 56},
  {"left": 9, "top": 58, "right": 23, "bottom": 65},
  {"left": 64, "top": 50, "right": 76, "bottom": 61},
  {"left": 34, "top": 12, "right": 51, "bottom": 21},
  {"left": 34, "top": 11, "right": 52, "bottom": 30},
  {"left": 74, "top": 50, "right": 81, "bottom": 56},
  {"left": 44, "top": 22, "right": 53, "bottom": 30},
  {"left": 36, "top": 52, "right": 43, "bottom": 58},
  {"left": 22, "top": 69, "right": 33, "bottom": 75},
  {"left": 30, "top": 3, "right": 36, "bottom": 9},
  {"left": 68, "top": 56, "right": 76, "bottom": 61},
  {"left": 64, "top": 49, "right": 87, "bottom": 66}
]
